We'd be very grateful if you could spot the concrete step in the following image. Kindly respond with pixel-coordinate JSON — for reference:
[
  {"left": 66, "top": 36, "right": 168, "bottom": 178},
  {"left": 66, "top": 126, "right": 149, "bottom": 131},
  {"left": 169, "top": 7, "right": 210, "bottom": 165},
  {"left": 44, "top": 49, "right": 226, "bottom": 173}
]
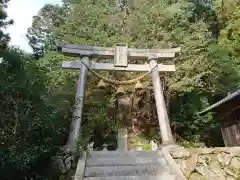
[
  {"left": 87, "top": 150, "right": 163, "bottom": 159},
  {"left": 83, "top": 174, "right": 176, "bottom": 180},
  {"left": 86, "top": 157, "right": 168, "bottom": 167},
  {"left": 84, "top": 164, "right": 171, "bottom": 177}
]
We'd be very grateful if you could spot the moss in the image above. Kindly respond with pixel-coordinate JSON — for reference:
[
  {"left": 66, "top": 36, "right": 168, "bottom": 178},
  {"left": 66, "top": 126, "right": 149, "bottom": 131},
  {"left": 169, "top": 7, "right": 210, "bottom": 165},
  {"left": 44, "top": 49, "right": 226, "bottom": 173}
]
[{"left": 189, "top": 172, "right": 207, "bottom": 180}]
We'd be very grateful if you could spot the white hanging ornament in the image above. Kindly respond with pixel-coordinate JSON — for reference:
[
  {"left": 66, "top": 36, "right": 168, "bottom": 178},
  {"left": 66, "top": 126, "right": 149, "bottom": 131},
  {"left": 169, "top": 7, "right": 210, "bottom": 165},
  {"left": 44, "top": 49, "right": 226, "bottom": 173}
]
[
  {"left": 136, "top": 142, "right": 143, "bottom": 151},
  {"left": 150, "top": 140, "right": 158, "bottom": 151}
]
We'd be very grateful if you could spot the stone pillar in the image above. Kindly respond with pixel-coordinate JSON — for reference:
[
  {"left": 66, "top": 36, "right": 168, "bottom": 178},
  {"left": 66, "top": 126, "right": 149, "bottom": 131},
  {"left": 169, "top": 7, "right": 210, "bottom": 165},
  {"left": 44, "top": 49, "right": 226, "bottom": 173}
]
[
  {"left": 66, "top": 57, "right": 89, "bottom": 151},
  {"left": 149, "top": 59, "right": 174, "bottom": 145},
  {"left": 117, "top": 128, "right": 128, "bottom": 151}
]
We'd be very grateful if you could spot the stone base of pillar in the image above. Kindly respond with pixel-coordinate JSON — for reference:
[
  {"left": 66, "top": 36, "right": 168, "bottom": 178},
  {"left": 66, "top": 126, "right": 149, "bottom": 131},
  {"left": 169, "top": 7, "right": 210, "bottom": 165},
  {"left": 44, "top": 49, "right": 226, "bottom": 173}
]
[{"left": 117, "top": 128, "right": 128, "bottom": 151}]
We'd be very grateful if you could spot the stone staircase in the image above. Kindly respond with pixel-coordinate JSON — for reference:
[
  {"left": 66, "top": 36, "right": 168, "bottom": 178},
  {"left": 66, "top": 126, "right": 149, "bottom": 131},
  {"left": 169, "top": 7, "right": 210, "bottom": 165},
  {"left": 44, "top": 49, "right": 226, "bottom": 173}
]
[{"left": 74, "top": 150, "right": 182, "bottom": 180}]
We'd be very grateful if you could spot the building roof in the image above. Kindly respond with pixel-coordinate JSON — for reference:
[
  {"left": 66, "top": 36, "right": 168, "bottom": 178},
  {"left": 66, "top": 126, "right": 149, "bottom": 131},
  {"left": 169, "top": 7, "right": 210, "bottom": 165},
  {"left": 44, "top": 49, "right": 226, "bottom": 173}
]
[{"left": 199, "top": 88, "right": 240, "bottom": 115}]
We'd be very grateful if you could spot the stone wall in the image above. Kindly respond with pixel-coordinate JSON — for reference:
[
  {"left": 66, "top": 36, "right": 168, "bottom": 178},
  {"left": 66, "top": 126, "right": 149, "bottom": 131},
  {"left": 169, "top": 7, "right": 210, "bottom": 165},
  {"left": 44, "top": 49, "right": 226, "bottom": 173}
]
[{"left": 169, "top": 147, "right": 240, "bottom": 180}]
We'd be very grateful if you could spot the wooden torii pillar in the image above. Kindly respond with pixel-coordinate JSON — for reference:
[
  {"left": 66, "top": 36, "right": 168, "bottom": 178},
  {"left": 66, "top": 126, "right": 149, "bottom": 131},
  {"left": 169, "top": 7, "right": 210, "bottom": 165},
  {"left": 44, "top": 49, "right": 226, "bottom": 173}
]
[{"left": 58, "top": 44, "right": 180, "bottom": 151}]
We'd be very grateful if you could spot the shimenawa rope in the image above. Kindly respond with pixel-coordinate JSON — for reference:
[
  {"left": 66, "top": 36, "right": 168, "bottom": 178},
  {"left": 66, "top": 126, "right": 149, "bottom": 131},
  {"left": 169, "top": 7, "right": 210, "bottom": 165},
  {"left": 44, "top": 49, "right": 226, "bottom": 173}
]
[{"left": 80, "top": 61, "right": 157, "bottom": 86}]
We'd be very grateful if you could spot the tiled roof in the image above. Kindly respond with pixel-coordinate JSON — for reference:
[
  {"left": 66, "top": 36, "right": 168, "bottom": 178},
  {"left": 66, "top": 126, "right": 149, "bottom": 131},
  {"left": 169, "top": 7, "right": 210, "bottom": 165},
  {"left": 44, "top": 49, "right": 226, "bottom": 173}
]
[{"left": 199, "top": 88, "right": 240, "bottom": 115}]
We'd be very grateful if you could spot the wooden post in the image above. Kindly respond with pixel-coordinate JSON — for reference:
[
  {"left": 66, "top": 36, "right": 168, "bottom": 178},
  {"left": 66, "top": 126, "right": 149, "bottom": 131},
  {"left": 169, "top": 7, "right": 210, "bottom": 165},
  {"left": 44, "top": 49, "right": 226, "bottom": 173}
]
[
  {"left": 66, "top": 57, "right": 89, "bottom": 151},
  {"left": 149, "top": 59, "right": 174, "bottom": 145}
]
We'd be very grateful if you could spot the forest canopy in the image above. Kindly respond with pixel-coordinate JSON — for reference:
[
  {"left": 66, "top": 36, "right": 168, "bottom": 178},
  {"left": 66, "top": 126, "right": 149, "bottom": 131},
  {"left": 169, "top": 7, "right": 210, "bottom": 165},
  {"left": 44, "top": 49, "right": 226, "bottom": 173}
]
[{"left": 1, "top": 0, "right": 240, "bottom": 179}]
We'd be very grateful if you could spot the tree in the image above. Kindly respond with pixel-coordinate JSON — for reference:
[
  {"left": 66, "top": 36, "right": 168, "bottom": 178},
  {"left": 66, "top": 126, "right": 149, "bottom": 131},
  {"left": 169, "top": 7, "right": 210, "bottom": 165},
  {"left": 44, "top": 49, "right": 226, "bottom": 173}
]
[
  {"left": 215, "top": 0, "right": 240, "bottom": 71},
  {"left": 27, "top": 4, "right": 68, "bottom": 58},
  {"left": 2, "top": 0, "right": 238, "bottom": 178},
  {"left": 0, "top": 0, "right": 13, "bottom": 52},
  {"left": 32, "top": 0, "right": 238, "bottom": 145},
  {"left": 0, "top": 48, "right": 75, "bottom": 179}
]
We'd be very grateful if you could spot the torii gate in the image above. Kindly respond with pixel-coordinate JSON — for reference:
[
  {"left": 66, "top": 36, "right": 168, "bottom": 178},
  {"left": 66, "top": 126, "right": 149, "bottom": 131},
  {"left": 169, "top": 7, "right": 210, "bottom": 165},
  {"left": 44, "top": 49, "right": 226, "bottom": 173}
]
[{"left": 58, "top": 44, "right": 180, "bottom": 152}]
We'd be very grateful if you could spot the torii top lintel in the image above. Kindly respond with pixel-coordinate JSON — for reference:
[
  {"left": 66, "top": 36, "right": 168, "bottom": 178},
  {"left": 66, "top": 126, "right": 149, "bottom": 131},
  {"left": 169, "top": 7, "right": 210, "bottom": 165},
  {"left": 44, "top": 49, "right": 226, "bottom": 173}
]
[{"left": 58, "top": 44, "right": 181, "bottom": 60}]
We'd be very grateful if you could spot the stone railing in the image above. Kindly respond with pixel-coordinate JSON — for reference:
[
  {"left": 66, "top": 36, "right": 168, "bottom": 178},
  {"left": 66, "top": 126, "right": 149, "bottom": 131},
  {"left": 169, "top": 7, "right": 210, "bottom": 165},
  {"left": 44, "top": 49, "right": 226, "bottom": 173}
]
[{"left": 169, "top": 147, "right": 240, "bottom": 180}]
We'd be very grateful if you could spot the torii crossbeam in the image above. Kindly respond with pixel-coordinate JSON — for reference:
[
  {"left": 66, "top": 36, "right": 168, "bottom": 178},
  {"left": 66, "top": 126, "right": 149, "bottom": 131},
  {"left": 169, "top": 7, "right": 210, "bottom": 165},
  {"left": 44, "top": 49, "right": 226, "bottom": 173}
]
[{"left": 58, "top": 44, "right": 180, "bottom": 151}]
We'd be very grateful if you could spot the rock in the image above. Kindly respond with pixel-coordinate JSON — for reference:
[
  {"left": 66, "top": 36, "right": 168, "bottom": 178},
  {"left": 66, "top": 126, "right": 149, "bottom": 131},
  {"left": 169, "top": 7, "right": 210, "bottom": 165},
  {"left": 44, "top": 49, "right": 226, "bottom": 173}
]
[
  {"left": 180, "top": 154, "right": 198, "bottom": 177},
  {"left": 211, "top": 148, "right": 230, "bottom": 154},
  {"left": 228, "top": 157, "right": 240, "bottom": 174},
  {"left": 196, "top": 166, "right": 211, "bottom": 178},
  {"left": 225, "top": 168, "right": 238, "bottom": 179},
  {"left": 217, "top": 152, "right": 233, "bottom": 167},
  {"left": 196, "top": 166, "right": 225, "bottom": 180},
  {"left": 209, "top": 153, "right": 218, "bottom": 162},
  {"left": 226, "top": 176, "right": 236, "bottom": 180},
  {"left": 189, "top": 172, "right": 207, "bottom": 180},
  {"left": 233, "top": 149, "right": 240, "bottom": 157},
  {"left": 209, "top": 160, "right": 222, "bottom": 174},
  {"left": 53, "top": 154, "right": 73, "bottom": 174},
  {"left": 198, "top": 155, "right": 210, "bottom": 166},
  {"left": 170, "top": 149, "right": 190, "bottom": 158},
  {"left": 168, "top": 147, "right": 240, "bottom": 180},
  {"left": 213, "top": 173, "right": 225, "bottom": 180},
  {"left": 174, "top": 158, "right": 182, "bottom": 164}
]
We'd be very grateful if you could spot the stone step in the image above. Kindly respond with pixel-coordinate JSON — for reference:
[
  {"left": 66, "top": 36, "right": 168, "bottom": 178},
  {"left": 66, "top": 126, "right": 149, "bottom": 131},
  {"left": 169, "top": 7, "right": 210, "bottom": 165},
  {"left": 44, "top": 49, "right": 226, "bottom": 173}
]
[
  {"left": 83, "top": 174, "right": 176, "bottom": 180},
  {"left": 84, "top": 164, "right": 172, "bottom": 177},
  {"left": 86, "top": 157, "right": 168, "bottom": 167},
  {"left": 87, "top": 150, "right": 163, "bottom": 159}
]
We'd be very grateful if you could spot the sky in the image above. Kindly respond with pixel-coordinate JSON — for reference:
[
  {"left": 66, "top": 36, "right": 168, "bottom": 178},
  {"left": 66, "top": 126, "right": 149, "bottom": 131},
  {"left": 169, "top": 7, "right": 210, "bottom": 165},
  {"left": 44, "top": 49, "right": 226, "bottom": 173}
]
[{"left": 6, "top": 0, "right": 62, "bottom": 53}]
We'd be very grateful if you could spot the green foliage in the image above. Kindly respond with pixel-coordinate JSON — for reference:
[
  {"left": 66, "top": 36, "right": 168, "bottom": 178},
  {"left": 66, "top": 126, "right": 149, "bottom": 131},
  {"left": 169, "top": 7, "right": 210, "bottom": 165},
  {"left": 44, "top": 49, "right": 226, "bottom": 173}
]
[
  {"left": 215, "top": 0, "right": 240, "bottom": 71},
  {"left": 3, "top": 0, "right": 240, "bottom": 178},
  {"left": 27, "top": 0, "right": 239, "bottom": 147},
  {"left": 27, "top": 4, "right": 69, "bottom": 58},
  {"left": 0, "top": 48, "right": 73, "bottom": 179},
  {"left": 0, "top": 0, "right": 13, "bottom": 51}
]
